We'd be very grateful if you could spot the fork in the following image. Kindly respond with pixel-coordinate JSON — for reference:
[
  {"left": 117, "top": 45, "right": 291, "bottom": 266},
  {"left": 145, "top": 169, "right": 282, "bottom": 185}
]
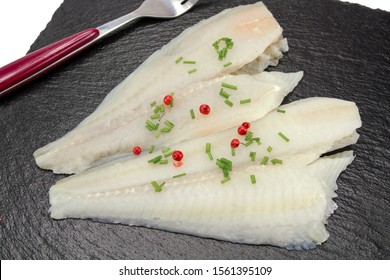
[{"left": 0, "top": 0, "right": 199, "bottom": 98}]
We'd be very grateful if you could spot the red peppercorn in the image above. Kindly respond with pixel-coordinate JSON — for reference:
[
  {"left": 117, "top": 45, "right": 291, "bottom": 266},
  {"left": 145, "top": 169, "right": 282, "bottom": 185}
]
[
  {"left": 199, "top": 104, "right": 211, "bottom": 115},
  {"left": 230, "top": 138, "right": 240, "bottom": 148},
  {"left": 237, "top": 125, "right": 248, "bottom": 135},
  {"left": 172, "top": 150, "right": 184, "bottom": 161},
  {"left": 242, "top": 122, "right": 251, "bottom": 129},
  {"left": 132, "top": 146, "right": 142, "bottom": 155},
  {"left": 163, "top": 95, "right": 173, "bottom": 106}
]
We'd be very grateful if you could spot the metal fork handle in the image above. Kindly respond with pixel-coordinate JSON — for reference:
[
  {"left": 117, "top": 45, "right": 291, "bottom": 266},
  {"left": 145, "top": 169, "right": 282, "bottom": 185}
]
[{"left": 0, "top": 11, "right": 141, "bottom": 98}]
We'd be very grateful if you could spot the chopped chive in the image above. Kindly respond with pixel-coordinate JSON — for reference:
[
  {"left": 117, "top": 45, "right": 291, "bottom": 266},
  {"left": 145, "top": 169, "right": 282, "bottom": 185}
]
[
  {"left": 278, "top": 132, "right": 290, "bottom": 142},
  {"left": 188, "top": 68, "right": 197, "bottom": 74},
  {"left": 151, "top": 181, "right": 165, "bottom": 192},
  {"left": 162, "top": 147, "right": 171, "bottom": 154},
  {"left": 245, "top": 140, "right": 254, "bottom": 147},
  {"left": 267, "top": 146, "right": 273, "bottom": 153},
  {"left": 271, "top": 158, "right": 283, "bottom": 165},
  {"left": 175, "top": 56, "right": 183, "bottom": 64},
  {"left": 149, "top": 155, "right": 163, "bottom": 164},
  {"left": 173, "top": 173, "right": 187, "bottom": 179},
  {"left": 231, "top": 147, "right": 235, "bottom": 156},
  {"left": 224, "top": 62, "right": 232, "bottom": 67},
  {"left": 183, "top": 60, "right": 196, "bottom": 64},
  {"left": 153, "top": 106, "right": 160, "bottom": 114},
  {"left": 221, "top": 82, "right": 238, "bottom": 90},
  {"left": 219, "top": 88, "right": 230, "bottom": 99},
  {"left": 161, "top": 127, "right": 172, "bottom": 133},
  {"left": 207, "top": 152, "right": 214, "bottom": 161},
  {"left": 250, "top": 175, "right": 256, "bottom": 184},
  {"left": 205, "top": 143, "right": 211, "bottom": 153},
  {"left": 149, "top": 145, "right": 155, "bottom": 154},
  {"left": 240, "top": 99, "right": 251, "bottom": 104},
  {"left": 155, "top": 130, "right": 162, "bottom": 137},
  {"left": 222, "top": 168, "right": 229, "bottom": 178},
  {"left": 221, "top": 177, "right": 231, "bottom": 184},
  {"left": 190, "top": 109, "right": 195, "bottom": 119},
  {"left": 224, "top": 99, "right": 234, "bottom": 107},
  {"left": 249, "top": 151, "right": 256, "bottom": 162},
  {"left": 277, "top": 109, "right": 286, "bottom": 113},
  {"left": 151, "top": 113, "right": 160, "bottom": 120},
  {"left": 145, "top": 120, "right": 157, "bottom": 131},
  {"left": 160, "top": 105, "right": 165, "bottom": 113},
  {"left": 261, "top": 156, "right": 269, "bottom": 165},
  {"left": 218, "top": 49, "right": 225, "bottom": 60},
  {"left": 253, "top": 138, "right": 261, "bottom": 145},
  {"left": 145, "top": 125, "right": 154, "bottom": 131},
  {"left": 216, "top": 160, "right": 228, "bottom": 170},
  {"left": 164, "top": 120, "right": 175, "bottom": 128},
  {"left": 170, "top": 98, "right": 174, "bottom": 108},
  {"left": 220, "top": 158, "right": 232, "bottom": 171},
  {"left": 245, "top": 131, "right": 254, "bottom": 141},
  {"left": 150, "top": 101, "right": 156, "bottom": 107},
  {"left": 164, "top": 150, "right": 174, "bottom": 158},
  {"left": 159, "top": 159, "right": 168, "bottom": 165}
]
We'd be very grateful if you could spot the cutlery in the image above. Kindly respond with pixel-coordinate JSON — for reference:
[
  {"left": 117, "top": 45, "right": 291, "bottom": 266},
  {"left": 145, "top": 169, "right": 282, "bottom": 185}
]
[{"left": 0, "top": 0, "right": 199, "bottom": 98}]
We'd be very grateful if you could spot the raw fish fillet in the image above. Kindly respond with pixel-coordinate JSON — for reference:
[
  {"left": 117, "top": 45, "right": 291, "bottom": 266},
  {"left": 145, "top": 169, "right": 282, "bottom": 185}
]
[
  {"left": 34, "top": 2, "right": 288, "bottom": 174},
  {"left": 50, "top": 151, "right": 354, "bottom": 248},
  {"left": 49, "top": 98, "right": 361, "bottom": 248},
  {"left": 50, "top": 97, "right": 361, "bottom": 196},
  {"left": 34, "top": 71, "right": 302, "bottom": 173}
]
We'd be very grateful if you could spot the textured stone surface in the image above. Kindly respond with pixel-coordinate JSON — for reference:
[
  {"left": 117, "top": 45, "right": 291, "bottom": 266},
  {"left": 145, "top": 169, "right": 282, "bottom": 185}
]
[{"left": 0, "top": 0, "right": 389, "bottom": 259}]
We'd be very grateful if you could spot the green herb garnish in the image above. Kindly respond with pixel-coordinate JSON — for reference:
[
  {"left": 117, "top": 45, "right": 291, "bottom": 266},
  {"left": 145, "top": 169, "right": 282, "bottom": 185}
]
[
  {"left": 164, "top": 120, "right": 174, "bottom": 128},
  {"left": 277, "top": 109, "right": 286, "bottom": 113},
  {"left": 183, "top": 60, "right": 196, "bottom": 64},
  {"left": 213, "top": 37, "right": 234, "bottom": 61},
  {"left": 250, "top": 175, "right": 256, "bottom": 184},
  {"left": 261, "top": 156, "right": 269, "bottom": 165},
  {"left": 188, "top": 68, "right": 197, "bottom": 74},
  {"left": 175, "top": 56, "right": 183, "bottom": 64},
  {"left": 151, "top": 181, "right": 165, "bottom": 192},
  {"left": 249, "top": 152, "right": 256, "bottom": 162},
  {"left": 221, "top": 82, "right": 238, "bottom": 90},
  {"left": 190, "top": 109, "right": 195, "bottom": 119},
  {"left": 267, "top": 146, "right": 273, "bottom": 153},
  {"left": 271, "top": 158, "right": 283, "bottom": 165},
  {"left": 173, "top": 173, "right": 187, "bottom": 179},
  {"left": 240, "top": 99, "right": 251, "bottom": 104},
  {"left": 148, "top": 155, "right": 163, "bottom": 164},
  {"left": 278, "top": 132, "right": 290, "bottom": 142},
  {"left": 223, "top": 62, "right": 232, "bottom": 67},
  {"left": 162, "top": 147, "right": 171, "bottom": 154},
  {"left": 224, "top": 99, "right": 234, "bottom": 107},
  {"left": 219, "top": 89, "right": 230, "bottom": 99},
  {"left": 221, "top": 177, "right": 231, "bottom": 184}
]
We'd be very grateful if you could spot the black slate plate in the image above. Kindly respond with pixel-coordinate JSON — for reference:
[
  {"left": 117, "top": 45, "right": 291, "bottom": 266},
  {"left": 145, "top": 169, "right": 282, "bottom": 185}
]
[{"left": 1, "top": 0, "right": 389, "bottom": 259}]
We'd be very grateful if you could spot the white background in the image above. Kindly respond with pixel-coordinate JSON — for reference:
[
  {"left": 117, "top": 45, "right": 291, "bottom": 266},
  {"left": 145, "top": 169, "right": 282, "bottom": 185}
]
[{"left": 0, "top": 0, "right": 389, "bottom": 68}]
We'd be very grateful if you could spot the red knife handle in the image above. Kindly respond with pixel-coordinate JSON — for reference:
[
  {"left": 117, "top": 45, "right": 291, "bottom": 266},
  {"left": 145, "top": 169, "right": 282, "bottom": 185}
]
[{"left": 0, "top": 28, "right": 100, "bottom": 98}]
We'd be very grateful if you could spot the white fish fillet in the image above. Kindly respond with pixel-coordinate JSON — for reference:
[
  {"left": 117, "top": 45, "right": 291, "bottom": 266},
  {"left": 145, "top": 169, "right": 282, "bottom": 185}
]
[
  {"left": 34, "top": 71, "right": 302, "bottom": 174},
  {"left": 52, "top": 97, "right": 361, "bottom": 196},
  {"left": 50, "top": 151, "right": 354, "bottom": 248},
  {"left": 34, "top": 2, "right": 288, "bottom": 174},
  {"left": 49, "top": 98, "right": 361, "bottom": 247}
]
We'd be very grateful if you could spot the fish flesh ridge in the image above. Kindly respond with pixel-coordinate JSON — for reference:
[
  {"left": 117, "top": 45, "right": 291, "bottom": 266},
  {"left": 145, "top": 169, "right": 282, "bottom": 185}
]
[
  {"left": 34, "top": 2, "right": 288, "bottom": 174},
  {"left": 34, "top": 71, "right": 302, "bottom": 174},
  {"left": 50, "top": 151, "right": 354, "bottom": 248},
  {"left": 50, "top": 97, "right": 361, "bottom": 197}
]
